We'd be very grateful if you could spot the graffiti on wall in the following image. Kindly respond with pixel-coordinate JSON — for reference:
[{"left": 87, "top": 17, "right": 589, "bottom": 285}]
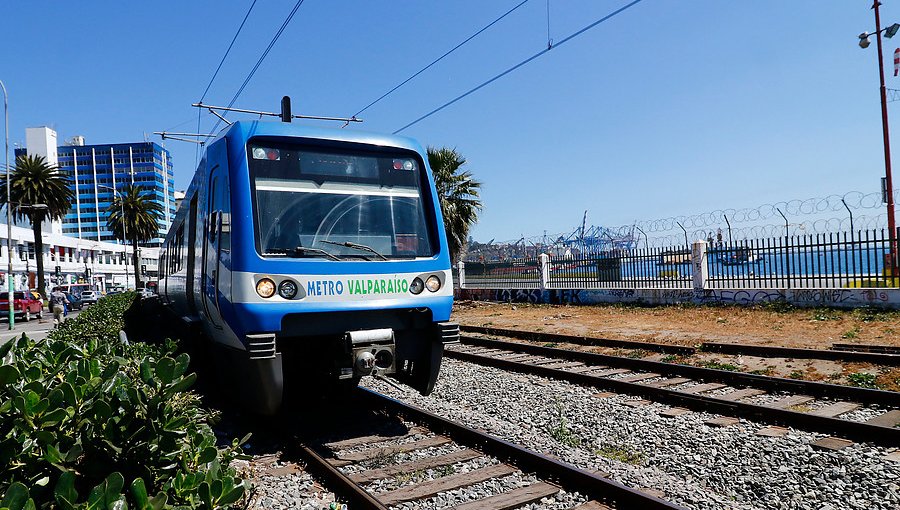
[{"left": 456, "top": 286, "right": 900, "bottom": 308}]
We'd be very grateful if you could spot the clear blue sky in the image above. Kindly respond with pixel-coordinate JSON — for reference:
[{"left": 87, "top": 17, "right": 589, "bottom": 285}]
[{"left": 2, "top": 1, "right": 898, "bottom": 242}]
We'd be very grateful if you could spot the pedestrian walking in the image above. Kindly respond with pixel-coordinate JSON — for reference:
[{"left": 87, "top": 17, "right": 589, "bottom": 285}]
[{"left": 50, "top": 287, "right": 69, "bottom": 327}]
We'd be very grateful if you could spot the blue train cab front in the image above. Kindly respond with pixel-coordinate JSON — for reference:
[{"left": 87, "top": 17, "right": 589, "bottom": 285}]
[{"left": 205, "top": 121, "right": 458, "bottom": 413}]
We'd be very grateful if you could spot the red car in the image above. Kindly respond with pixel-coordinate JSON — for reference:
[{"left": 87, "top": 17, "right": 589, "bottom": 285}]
[{"left": 0, "top": 291, "right": 44, "bottom": 322}]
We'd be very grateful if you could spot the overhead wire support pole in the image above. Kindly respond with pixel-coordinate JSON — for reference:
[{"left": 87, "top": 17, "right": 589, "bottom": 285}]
[
  {"left": 155, "top": 135, "right": 206, "bottom": 145},
  {"left": 208, "top": 108, "right": 232, "bottom": 126},
  {"left": 192, "top": 102, "right": 362, "bottom": 124},
  {"left": 152, "top": 132, "right": 217, "bottom": 138}
]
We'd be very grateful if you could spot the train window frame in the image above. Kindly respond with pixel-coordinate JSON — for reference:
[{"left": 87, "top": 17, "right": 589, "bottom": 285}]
[{"left": 246, "top": 138, "right": 441, "bottom": 260}]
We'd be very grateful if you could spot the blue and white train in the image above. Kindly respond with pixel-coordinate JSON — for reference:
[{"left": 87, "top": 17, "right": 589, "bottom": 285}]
[{"left": 158, "top": 120, "right": 458, "bottom": 414}]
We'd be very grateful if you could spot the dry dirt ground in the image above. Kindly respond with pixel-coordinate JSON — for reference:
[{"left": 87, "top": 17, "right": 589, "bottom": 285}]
[{"left": 452, "top": 300, "right": 900, "bottom": 391}]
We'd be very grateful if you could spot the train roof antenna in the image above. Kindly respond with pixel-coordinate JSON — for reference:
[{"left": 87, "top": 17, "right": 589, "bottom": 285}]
[{"left": 191, "top": 96, "right": 362, "bottom": 124}]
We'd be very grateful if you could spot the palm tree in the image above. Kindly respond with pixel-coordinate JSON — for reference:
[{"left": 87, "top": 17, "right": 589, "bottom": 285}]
[
  {"left": 0, "top": 155, "right": 74, "bottom": 299},
  {"left": 106, "top": 184, "right": 163, "bottom": 289},
  {"left": 427, "top": 147, "right": 482, "bottom": 262}
]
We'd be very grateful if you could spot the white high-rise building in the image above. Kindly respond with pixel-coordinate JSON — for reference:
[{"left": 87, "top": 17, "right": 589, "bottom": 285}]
[{"left": 22, "top": 127, "right": 62, "bottom": 234}]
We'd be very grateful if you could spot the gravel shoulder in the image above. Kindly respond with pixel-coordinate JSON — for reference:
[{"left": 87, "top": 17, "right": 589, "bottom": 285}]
[
  {"left": 453, "top": 301, "right": 900, "bottom": 391},
  {"left": 363, "top": 358, "right": 900, "bottom": 510},
  {"left": 453, "top": 301, "right": 900, "bottom": 349}
]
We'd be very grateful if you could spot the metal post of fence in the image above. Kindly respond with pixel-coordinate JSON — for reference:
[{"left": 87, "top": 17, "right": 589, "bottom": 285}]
[
  {"left": 777, "top": 207, "right": 791, "bottom": 289},
  {"left": 457, "top": 261, "right": 466, "bottom": 289},
  {"left": 538, "top": 253, "right": 550, "bottom": 291},
  {"left": 842, "top": 198, "right": 854, "bottom": 238},
  {"left": 723, "top": 214, "right": 733, "bottom": 244},
  {"left": 636, "top": 226, "right": 648, "bottom": 249},
  {"left": 677, "top": 221, "right": 688, "bottom": 247},
  {"left": 692, "top": 240, "right": 709, "bottom": 290}
]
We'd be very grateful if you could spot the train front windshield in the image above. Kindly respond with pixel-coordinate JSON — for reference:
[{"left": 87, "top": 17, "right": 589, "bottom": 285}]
[{"left": 248, "top": 142, "right": 437, "bottom": 259}]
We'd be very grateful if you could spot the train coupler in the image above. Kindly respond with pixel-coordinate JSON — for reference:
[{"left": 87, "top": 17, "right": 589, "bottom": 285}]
[{"left": 344, "top": 328, "right": 396, "bottom": 379}]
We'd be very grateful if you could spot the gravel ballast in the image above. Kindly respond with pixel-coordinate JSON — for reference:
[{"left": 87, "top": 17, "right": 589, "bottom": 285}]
[{"left": 362, "top": 357, "right": 900, "bottom": 510}]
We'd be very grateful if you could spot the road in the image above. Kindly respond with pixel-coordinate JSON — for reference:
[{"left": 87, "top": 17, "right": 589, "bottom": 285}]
[{"left": 0, "top": 309, "right": 82, "bottom": 345}]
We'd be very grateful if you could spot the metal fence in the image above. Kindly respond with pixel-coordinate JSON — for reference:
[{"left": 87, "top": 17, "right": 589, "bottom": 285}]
[
  {"left": 460, "top": 228, "right": 900, "bottom": 290},
  {"left": 546, "top": 245, "right": 693, "bottom": 289},
  {"left": 460, "top": 257, "right": 542, "bottom": 289},
  {"left": 705, "top": 229, "right": 898, "bottom": 289}
]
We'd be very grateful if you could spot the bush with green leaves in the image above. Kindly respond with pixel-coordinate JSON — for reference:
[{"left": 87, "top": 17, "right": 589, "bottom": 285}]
[{"left": 0, "top": 292, "right": 247, "bottom": 509}]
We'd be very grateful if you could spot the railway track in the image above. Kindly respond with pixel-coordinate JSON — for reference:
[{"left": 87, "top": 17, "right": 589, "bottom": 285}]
[
  {"left": 446, "top": 334, "right": 900, "bottom": 447},
  {"left": 460, "top": 325, "right": 900, "bottom": 366},
  {"left": 291, "top": 389, "right": 685, "bottom": 510}
]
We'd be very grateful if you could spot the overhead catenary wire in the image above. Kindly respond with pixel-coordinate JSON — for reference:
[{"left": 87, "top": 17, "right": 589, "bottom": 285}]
[
  {"left": 195, "top": 0, "right": 259, "bottom": 167},
  {"left": 205, "top": 0, "right": 307, "bottom": 138},
  {"left": 393, "top": 0, "right": 644, "bottom": 134},
  {"left": 352, "top": 0, "right": 531, "bottom": 119}
]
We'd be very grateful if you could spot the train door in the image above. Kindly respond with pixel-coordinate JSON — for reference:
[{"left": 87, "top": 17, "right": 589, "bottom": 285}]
[
  {"left": 201, "top": 167, "right": 227, "bottom": 329},
  {"left": 185, "top": 198, "right": 198, "bottom": 315}
]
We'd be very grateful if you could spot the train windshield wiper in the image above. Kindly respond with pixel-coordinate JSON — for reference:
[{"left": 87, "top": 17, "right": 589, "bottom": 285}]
[
  {"left": 266, "top": 247, "right": 341, "bottom": 261},
  {"left": 320, "top": 240, "right": 389, "bottom": 260}
]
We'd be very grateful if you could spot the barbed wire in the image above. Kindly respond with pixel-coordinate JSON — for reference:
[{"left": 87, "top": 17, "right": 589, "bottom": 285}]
[
  {"left": 471, "top": 190, "right": 896, "bottom": 255},
  {"left": 623, "top": 190, "right": 891, "bottom": 233}
]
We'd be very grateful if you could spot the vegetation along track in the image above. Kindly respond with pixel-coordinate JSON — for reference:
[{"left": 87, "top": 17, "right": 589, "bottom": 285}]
[
  {"left": 291, "top": 388, "right": 684, "bottom": 510},
  {"left": 447, "top": 334, "right": 900, "bottom": 447}
]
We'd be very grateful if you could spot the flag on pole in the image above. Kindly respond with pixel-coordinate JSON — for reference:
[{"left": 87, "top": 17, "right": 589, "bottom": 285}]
[{"left": 894, "top": 48, "right": 899, "bottom": 76}]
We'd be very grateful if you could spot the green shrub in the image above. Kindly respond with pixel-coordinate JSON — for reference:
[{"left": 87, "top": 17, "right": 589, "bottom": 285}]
[
  {"left": 698, "top": 360, "right": 742, "bottom": 372},
  {"left": 0, "top": 292, "right": 247, "bottom": 508},
  {"left": 847, "top": 372, "right": 878, "bottom": 389},
  {"left": 809, "top": 309, "right": 842, "bottom": 322},
  {"left": 757, "top": 300, "right": 793, "bottom": 313},
  {"left": 841, "top": 326, "right": 860, "bottom": 339},
  {"left": 852, "top": 306, "right": 896, "bottom": 323}
]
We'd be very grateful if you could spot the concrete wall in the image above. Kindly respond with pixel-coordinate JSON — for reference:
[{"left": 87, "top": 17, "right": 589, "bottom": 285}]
[{"left": 456, "top": 287, "right": 900, "bottom": 309}]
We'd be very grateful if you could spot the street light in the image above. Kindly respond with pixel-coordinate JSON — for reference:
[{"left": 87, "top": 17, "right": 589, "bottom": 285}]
[
  {"left": 859, "top": 2, "right": 900, "bottom": 272},
  {"left": 98, "top": 185, "right": 128, "bottom": 289},
  {"left": 1, "top": 79, "right": 11, "bottom": 329}
]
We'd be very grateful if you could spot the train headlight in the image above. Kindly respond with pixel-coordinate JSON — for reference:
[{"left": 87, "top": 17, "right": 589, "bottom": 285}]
[
  {"left": 425, "top": 275, "right": 442, "bottom": 292},
  {"left": 256, "top": 278, "right": 276, "bottom": 298},
  {"left": 278, "top": 280, "right": 298, "bottom": 299},
  {"left": 409, "top": 277, "right": 424, "bottom": 295}
]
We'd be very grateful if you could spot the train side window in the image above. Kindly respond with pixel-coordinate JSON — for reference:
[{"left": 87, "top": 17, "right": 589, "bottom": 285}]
[
  {"left": 174, "top": 224, "right": 185, "bottom": 272},
  {"left": 219, "top": 175, "right": 231, "bottom": 252}
]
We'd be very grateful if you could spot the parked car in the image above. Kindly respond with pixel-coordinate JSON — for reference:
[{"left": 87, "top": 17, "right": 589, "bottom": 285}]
[
  {"left": 80, "top": 291, "right": 99, "bottom": 305},
  {"left": 65, "top": 293, "right": 83, "bottom": 311},
  {"left": 0, "top": 291, "right": 43, "bottom": 321},
  {"left": 135, "top": 287, "right": 154, "bottom": 299}
]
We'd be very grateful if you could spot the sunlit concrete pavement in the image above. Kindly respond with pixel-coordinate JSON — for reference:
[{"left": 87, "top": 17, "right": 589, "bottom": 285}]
[{"left": 0, "top": 309, "right": 81, "bottom": 345}]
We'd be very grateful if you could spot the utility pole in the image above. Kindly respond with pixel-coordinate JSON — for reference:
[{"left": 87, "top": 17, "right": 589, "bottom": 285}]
[
  {"left": 1, "top": 80, "right": 13, "bottom": 329},
  {"left": 874, "top": 1, "right": 898, "bottom": 269}
]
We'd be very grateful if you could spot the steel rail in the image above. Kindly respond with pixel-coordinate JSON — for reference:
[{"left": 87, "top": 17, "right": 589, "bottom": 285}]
[
  {"left": 451, "top": 337, "right": 900, "bottom": 447},
  {"left": 462, "top": 325, "right": 694, "bottom": 355},
  {"left": 355, "top": 388, "right": 685, "bottom": 510},
  {"left": 459, "top": 335, "right": 899, "bottom": 406},
  {"left": 699, "top": 341, "right": 900, "bottom": 366},
  {"left": 293, "top": 442, "right": 390, "bottom": 510},
  {"left": 460, "top": 325, "right": 900, "bottom": 366}
]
